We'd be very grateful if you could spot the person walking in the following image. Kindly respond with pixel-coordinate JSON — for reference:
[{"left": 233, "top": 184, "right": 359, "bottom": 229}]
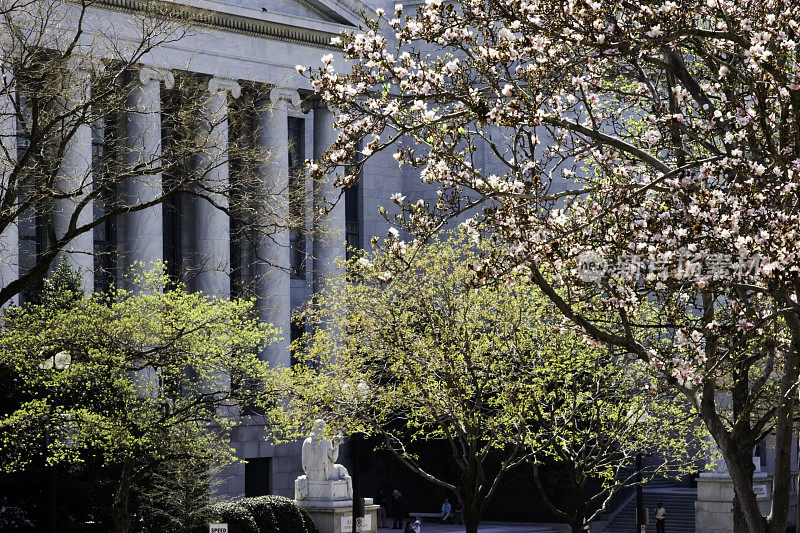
[
  {"left": 655, "top": 502, "right": 666, "bottom": 533},
  {"left": 375, "top": 489, "right": 387, "bottom": 528},
  {"left": 392, "top": 490, "right": 407, "bottom": 529}
]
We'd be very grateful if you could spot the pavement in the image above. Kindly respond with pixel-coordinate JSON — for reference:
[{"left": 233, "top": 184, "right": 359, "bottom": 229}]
[{"left": 377, "top": 522, "right": 565, "bottom": 532}]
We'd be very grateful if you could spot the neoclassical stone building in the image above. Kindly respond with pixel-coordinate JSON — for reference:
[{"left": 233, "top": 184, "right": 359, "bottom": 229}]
[{"left": 0, "top": 0, "right": 405, "bottom": 499}]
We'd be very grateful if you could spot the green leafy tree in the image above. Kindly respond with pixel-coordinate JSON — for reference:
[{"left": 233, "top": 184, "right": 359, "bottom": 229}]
[
  {"left": 283, "top": 234, "right": 699, "bottom": 533},
  {"left": 0, "top": 268, "right": 285, "bottom": 533}
]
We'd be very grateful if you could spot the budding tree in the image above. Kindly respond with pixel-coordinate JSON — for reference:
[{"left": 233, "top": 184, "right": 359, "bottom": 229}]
[
  {"left": 284, "top": 234, "right": 700, "bottom": 533},
  {"left": 304, "top": 1, "right": 800, "bottom": 532}
]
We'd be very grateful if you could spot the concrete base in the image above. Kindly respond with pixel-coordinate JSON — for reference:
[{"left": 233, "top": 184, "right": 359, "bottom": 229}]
[
  {"left": 300, "top": 503, "right": 379, "bottom": 533},
  {"left": 695, "top": 472, "right": 772, "bottom": 533},
  {"left": 296, "top": 478, "right": 353, "bottom": 507}
]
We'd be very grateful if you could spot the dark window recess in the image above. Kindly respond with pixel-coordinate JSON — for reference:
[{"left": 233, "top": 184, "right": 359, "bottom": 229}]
[
  {"left": 161, "top": 92, "right": 186, "bottom": 286},
  {"left": 244, "top": 457, "right": 271, "bottom": 497},
  {"left": 288, "top": 117, "right": 306, "bottom": 279},
  {"left": 229, "top": 100, "right": 258, "bottom": 299},
  {"left": 344, "top": 140, "right": 361, "bottom": 261},
  {"left": 290, "top": 319, "right": 305, "bottom": 367},
  {"left": 16, "top": 101, "right": 45, "bottom": 304},
  {"left": 92, "top": 117, "right": 118, "bottom": 293}
]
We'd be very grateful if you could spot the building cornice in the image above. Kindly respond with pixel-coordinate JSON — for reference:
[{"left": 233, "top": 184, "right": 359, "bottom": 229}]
[{"left": 95, "top": 0, "right": 344, "bottom": 50}]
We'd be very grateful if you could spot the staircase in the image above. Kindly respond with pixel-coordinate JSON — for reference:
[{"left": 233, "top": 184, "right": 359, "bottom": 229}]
[{"left": 600, "top": 487, "right": 697, "bottom": 533}]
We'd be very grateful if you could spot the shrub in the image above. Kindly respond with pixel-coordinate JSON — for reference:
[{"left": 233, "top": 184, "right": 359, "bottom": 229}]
[
  {"left": 239, "top": 497, "right": 279, "bottom": 533},
  {"left": 208, "top": 501, "right": 258, "bottom": 533},
  {"left": 206, "top": 495, "right": 319, "bottom": 533},
  {"left": 297, "top": 505, "right": 319, "bottom": 533}
]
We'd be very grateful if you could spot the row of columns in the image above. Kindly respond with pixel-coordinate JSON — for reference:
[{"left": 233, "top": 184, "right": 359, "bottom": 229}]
[{"left": 0, "top": 65, "right": 345, "bottom": 369}]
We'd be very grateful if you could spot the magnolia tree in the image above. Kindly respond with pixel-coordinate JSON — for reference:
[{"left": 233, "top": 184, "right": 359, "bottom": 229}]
[
  {"left": 303, "top": 1, "right": 800, "bottom": 532},
  {"left": 283, "top": 234, "right": 700, "bottom": 533}
]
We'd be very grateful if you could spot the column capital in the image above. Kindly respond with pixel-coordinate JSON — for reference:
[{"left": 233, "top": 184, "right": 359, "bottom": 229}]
[
  {"left": 138, "top": 66, "right": 174, "bottom": 89},
  {"left": 208, "top": 77, "right": 241, "bottom": 99},
  {"left": 268, "top": 86, "right": 301, "bottom": 108},
  {"left": 302, "top": 96, "right": 331, "bottom": 114}
]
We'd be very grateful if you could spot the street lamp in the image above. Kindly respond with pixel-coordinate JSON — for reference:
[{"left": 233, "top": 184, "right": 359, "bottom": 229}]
[
  {"left": 342, "top": 381, "right": 369, "bottom": 533},
  {"left": 39, "top": 351, "right": 72, "bottom": 533}
]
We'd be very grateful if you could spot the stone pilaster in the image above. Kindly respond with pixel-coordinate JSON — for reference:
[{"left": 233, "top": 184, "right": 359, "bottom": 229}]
[
  {"left": 191, "top": 77, "right": 240, "bottom": 298},
  {"left": 53, "top": 59, "right": 94, "bottom": 292},
  {"left": 256, "top": 87, "right": 299, "bottom": 367},
  {"left": 0, "top": 69, "right": 17, "bottom": 306},
  {"left": 124, "top": 66, "right": 173, "bottom": 288},
  {"left": 312, "top": 103, "right": 345, "bottom": 297}
]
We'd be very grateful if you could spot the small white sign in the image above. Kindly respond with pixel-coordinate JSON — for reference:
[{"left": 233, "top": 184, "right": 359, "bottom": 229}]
[
  {"left": 210, "top": 523, "right": 228, "bottom": 533},
  {"left": 753, "top": 484, "right": 768, "bottom": 500},
  {"left": 341, "top": 515, "right": 371, "bottom": 532}
]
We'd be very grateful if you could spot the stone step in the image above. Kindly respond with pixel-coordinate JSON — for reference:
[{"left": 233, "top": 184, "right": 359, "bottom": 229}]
[{"left": 601, "top": 489, "right": 697, "bottom": 533}]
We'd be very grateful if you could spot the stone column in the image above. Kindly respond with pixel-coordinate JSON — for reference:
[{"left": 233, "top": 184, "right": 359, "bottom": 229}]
[
  {"left": 123, "top": 66, "right": 173, "bottom": 288},
  {"left": 256, "top": 87, "right": 299, "bottom": 368},
  {"left": 54, "top": 59, "right": 94, "bottom": 292},
  {"left": 191, "top": 77, "right": 240, "bottom": 298},
  {"left": 0, "top": 69, "right": 17, "bottom": 306},
  {"left": 312, "top": 103, "right": 345, "bottom": 296}
]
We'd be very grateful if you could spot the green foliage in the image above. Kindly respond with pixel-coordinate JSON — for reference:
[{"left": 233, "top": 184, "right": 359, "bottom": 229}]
[
  {"left": 259, "top": 495, "right": 306, "bottom": 533},
  {"left": 284, "top": 232, "right": 703, "bottom": 532},
  {"left": 297, "top": 504, "right": 319, "bottom": 533},
  {"left": 0, "top": 266, "right": 286, "bottom": 531},
  {"left": 36, "top": 258, "right": 86, "bottom": 311},
  {"left": 207, "top": 496, "right": 318, "bottom": 533},
  {"left": 134, "top": 456, "right": 215, "bottom": 533},
  {"left": 239, "top": 497, "right": 279, "bottom": 533},
  {"left": 208, "top": 501, "right": 258, "bottom": 533}
]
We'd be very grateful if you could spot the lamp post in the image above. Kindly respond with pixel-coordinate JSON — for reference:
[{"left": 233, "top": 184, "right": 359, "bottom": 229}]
[
  {"left": 40, "top": 351, "right": 72, "bottom": 533},
  {"left": 344, "top": 381, "right": 369, "bottom": 533},
  {"left": 636, "top": 452, "right": 644, "bottom": 533}
]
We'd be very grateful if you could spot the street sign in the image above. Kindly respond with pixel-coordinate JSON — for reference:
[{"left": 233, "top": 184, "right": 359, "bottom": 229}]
[{"left": 210, "top": 524, "right": 228, "bottom": 533}]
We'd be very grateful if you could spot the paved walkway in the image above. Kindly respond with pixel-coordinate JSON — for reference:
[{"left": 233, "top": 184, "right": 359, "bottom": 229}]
[{"left": 377, "top": 522, "right": 564, "bottom": 532}]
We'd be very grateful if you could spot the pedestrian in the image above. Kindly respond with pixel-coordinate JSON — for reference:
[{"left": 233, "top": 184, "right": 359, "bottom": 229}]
[
  {"left": 655, "top": 502, "right": 666, "bottom": 533},
  {"left": 403, "top": 519, "right": 415, "bottom": 533},
  {"left": 412, "top": 519, "right": 421, "bottom": 533},
  {"left": 392, "top": 489, "right": 407, "bottom": 529},
  {"left": 375, "top": 489, "right": 387, "bottom": 528}
]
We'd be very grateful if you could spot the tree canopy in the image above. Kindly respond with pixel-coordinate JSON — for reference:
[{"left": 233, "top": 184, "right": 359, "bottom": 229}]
[
  {"left": 305, "top": 1, "right": 800, "bottom": 531},
  {"left": 0, "top": 266, "right": 284, "bottom": 533},
  {"left": 284, "top": 233, "right": 701, "bottom": 533}
]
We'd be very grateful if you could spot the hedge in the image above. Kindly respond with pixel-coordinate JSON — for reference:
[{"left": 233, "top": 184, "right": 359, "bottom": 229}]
[{"left": 207, "top": 495, "right": 318, "bottom": 533}]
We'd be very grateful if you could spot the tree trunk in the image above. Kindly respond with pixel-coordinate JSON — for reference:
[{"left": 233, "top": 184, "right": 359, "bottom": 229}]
[
  {"left": 111, "top": 458, "right": 134, "bottom": 533},
  {"left": 768, "top": 317, "right": 800, "bottom": 533},
  {"left": 724, "top": 448, "right": 765, "bottom": 533},
  {"left": 701, "top": 380, "right": 765, "bottom": 533}
]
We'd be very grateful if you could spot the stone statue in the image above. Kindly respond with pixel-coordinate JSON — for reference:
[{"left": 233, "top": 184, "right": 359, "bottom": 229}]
[{"left": 295, "top": 419, "right": 352, "bottom": 501}]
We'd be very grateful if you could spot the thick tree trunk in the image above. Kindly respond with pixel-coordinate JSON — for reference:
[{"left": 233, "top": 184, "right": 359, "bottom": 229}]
[
  {"left": 725, "top": 448, "right": 766, "bottom": 533},
  {"left": 701, "top": 382, "right": 765, "bottom": 533},
  {"left": 111, "top": 458, "right": 134, "bottom": 533},
  {"left": 769, "top": 317, "right": 800, "bottom": 533}
]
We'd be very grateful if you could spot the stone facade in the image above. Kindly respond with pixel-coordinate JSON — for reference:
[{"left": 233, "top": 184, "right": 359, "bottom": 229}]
[{"left": 0, "top": 0, "right": 407, "bottom": 500}]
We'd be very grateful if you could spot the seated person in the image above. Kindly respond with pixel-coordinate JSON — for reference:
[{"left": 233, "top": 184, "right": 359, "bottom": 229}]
[{"left": 441, "top": 498, "right": 452, "bottom": 523}]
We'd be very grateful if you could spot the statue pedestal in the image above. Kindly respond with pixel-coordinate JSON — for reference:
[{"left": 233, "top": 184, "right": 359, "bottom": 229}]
[
  {"left": 695, "top": 472, "right": 773, "bottom": 533},
  {"left": 298, "top": 502, "right": 379, "bottom": 533},
  {"left": 300, "top": 480, "right": 353, "bottom": 507}
]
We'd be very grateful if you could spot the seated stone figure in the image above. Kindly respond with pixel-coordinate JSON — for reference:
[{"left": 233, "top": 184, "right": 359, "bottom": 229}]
[{"left": 295, "top": 419, "right": 353, "bottom": 501}]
